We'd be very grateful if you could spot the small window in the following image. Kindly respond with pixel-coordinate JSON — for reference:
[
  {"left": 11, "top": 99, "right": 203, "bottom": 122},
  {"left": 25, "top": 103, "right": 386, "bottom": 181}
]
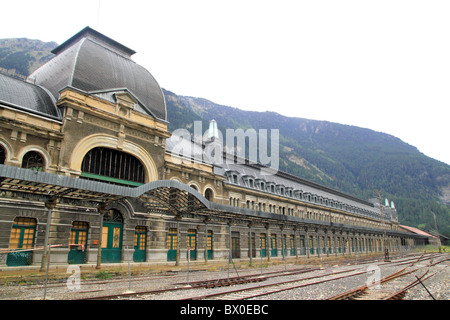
[
  {"left": 0, "top": 145, "right": 6, "bottom": 164},
  {"left": 204, "top": 188, "right": 214, "bottom": 201},
  {"left": 22, "top": 151, "right": 45, "bottom": 171}
]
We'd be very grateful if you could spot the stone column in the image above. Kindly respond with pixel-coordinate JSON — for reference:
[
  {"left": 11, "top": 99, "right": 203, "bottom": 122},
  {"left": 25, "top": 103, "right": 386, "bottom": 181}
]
[{"left": 96, "top": 202, "right": 107, "bottom": 269}]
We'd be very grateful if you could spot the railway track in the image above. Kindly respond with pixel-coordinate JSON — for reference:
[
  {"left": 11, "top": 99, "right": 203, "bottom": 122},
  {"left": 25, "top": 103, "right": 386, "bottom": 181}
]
[
  {"left": 78, "top": 266, "right": 322, "bottom": 300},
  {"left": 180, "top": 268, "right": 366, "bottom": 300},
  {"left": 79, "top": 252, "right": 445, "bottom": 300},
  {"left": 178, "top": 253, "right": 447, "bottom": 300},
  {"left": 3, "top": 252, "right": 444, "bottom": 300},
  {"left": 326, "top": 253, "right": 449, "bottom": 300}
]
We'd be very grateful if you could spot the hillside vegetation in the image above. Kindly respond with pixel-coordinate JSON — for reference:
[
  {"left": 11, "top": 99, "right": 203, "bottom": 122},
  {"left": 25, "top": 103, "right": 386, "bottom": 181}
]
[
  {"left": 0, "top": 38, "right": 57, "bottom": 78},
  {"left": 165, "top": 89, "right": 450, "bottom": 237}
]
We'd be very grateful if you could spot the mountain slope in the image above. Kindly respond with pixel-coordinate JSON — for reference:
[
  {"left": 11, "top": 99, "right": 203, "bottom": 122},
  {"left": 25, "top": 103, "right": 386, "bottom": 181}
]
[
  {"left": 0, "top": 38, "right": 57, "bottom": 78},
  {"left": 164, "top": 89, "right": 450, "bottom": 237}
]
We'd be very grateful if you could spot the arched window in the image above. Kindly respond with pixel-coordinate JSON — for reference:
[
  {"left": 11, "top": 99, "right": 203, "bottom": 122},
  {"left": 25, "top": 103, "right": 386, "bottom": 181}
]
[
  {"left": 103, "top": 209, "right": 124, "bottom": 223},
  {"left": 0, "top": 145, "right": 6, "bottom": 164},
  {"left": 81, "top": 147, "right": 145, "bottom": 186},
  {"left": 204, "top": 188, "right": 213, "bottom": 201},
  {"left": 22, "top": 151, "right": 45, "bottom": 171}
]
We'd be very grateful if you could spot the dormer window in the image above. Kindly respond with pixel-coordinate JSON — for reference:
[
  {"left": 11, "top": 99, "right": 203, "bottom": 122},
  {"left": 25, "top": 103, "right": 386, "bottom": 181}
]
[
  {"left": 225, "top": 170, "right": 239, "bottom": 184},
  {"left": 276, "top": 185, "right": 285, "bottom": 195},
  {"left": 286, "top": 188, "right": 293, "bottom": 198},
  {"left": 265, "top": 182, "right": 275, "bottom": 193},
  {"left": 255, "top": 179, "right": 266, "bottom": 191},
  {"left": 242, "top": 175, "right": 256, "bottom": 188}
]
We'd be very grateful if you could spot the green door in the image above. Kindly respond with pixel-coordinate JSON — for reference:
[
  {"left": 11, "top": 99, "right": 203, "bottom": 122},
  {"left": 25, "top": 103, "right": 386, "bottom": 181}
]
[
  {"left": 167, "top": 228, "right": 177, "bottom": 261},
  {"left": 322, "top": 237, "right": 326, "bottom": 254},
  {"left": 260, "top": 234, "right": 267, "bottom": 258},
  {"left": 204, "top": 230, "right": 213, "bottom": 260},
  {"left": 133, "top": 226, "right": 147, "bottom": 262},
  {"left": 6, "top": 218, "right": 36, "bottom": 267},
  {"left": 290, "top": 235, "right": 295, "bottom": 256},
  {"left": 68, "top": 222, "right": 88, "bottom": 264},
  {"left": 187, "top": 229, "right": 197, "bottom": 260},
  {"left": 101, "top": 222, "right": 123, "bottom": 263},
  {"left": 300, "top": 236, "right": 306, "bottom": 255},
  {"left": 101, "top": 210, "right": 123, "bottom": 263},
  {"left": 271, "top": 234, "right": 277, "bottom": 257}
]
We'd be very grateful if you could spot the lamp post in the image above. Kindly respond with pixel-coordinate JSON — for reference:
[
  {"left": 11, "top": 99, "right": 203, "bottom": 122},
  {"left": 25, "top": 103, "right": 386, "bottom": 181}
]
[{"left": 40, "top": 197, "right": 57, "bottom": 272}]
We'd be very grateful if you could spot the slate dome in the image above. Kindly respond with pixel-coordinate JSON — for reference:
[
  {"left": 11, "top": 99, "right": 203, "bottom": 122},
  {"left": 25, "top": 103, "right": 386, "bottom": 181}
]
[{"left": 27, "top": 27, "right": 166, "bottom": 121}]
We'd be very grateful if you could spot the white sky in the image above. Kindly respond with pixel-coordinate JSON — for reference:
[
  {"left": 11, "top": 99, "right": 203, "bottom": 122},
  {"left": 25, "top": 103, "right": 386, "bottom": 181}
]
[{"left": 2, "top": 0, "right": 449, "bottom": 165}]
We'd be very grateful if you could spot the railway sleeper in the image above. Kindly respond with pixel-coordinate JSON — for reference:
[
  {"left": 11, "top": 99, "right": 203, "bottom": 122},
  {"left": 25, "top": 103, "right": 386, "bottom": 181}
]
[{"left": 192, "top": 277, "right": 265, "bottom": 288}]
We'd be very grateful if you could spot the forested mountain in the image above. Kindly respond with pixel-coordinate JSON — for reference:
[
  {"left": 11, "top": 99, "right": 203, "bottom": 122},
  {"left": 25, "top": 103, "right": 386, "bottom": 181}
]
[
  {"left": 0, "top": 38, "right": 57, "bottom": 79},
  {"left": 164, "top": 89, "right": 450, "bottom": 238},
  {"left": 1, "top": 37, "right": 448, "bottom": 238}
]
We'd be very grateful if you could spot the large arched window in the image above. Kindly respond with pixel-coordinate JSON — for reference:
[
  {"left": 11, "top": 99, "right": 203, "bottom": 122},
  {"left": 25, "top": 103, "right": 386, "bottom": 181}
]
[
  {"left": 22, "top": 151, "right": 45, "bottom": 171},
  {"left": 81, "top": 147, "right": 145, "bottom": 186}
]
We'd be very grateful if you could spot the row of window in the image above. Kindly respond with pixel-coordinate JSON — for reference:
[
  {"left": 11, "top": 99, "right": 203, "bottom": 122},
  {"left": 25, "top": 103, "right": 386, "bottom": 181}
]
[
  {"left": 226, "top": 171, "right": 379, "bottom": 219},
  {"left": 7, "top": 217, "right": 147, "bottom": 251},
  {"left": 6, "top": 214, "right": 398, "bottom": 267},
  {"left": 228, "top": 196, "right": 393, "bottom": 231}
]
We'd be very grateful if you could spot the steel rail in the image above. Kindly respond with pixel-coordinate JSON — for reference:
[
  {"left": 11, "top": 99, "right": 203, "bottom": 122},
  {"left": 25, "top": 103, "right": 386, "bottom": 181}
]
[
  {"left": 181, "top": 268, "right": 365, "bottom": 300},
  {"left": 326, "top": 253, "right": 448, "bottom": 300},
  {"left": 77, "top": 266, "right": 321, "bottom": 300},
  {"left": 385, "top": 259, "right": 449, "bottom": 300}
]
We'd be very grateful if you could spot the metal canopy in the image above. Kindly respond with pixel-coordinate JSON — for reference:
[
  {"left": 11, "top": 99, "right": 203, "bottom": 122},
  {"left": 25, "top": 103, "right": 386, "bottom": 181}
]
[{"left": 0, "top": 164, "right": 426, "bottom": 239}]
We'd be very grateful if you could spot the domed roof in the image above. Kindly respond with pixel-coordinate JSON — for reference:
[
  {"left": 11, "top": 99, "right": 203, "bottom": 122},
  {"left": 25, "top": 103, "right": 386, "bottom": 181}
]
[{"left": 27, "top": 27, "right": 166, "bottom": 121}]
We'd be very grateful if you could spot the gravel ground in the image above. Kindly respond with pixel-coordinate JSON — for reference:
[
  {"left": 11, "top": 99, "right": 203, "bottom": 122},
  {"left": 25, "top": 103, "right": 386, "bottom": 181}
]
[{"left": 0, "top": 253, "right": 447, "bottom": 300}]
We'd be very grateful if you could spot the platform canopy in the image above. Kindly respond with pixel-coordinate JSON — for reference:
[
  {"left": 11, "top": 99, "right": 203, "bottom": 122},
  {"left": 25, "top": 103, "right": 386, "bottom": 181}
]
[{"left": 0, "top": 164, "right": 426, "bottom": 239}]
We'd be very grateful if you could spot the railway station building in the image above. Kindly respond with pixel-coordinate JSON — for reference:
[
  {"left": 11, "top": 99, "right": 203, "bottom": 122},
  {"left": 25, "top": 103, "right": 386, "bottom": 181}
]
[{"left": 0, "top": 27, "right": 430, "bottom": 268}]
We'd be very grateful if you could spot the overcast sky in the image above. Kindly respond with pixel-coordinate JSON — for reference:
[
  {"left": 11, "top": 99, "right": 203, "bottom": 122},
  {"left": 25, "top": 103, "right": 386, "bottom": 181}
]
[{"left": 2, "top": 0, "right": 449, "bottom": 165}]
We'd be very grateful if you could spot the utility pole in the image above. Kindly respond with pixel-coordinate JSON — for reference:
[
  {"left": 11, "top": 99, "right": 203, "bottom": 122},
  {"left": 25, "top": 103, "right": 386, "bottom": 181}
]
[{"left": 431, "top": 211, "right": 442, "bottom": 247}]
